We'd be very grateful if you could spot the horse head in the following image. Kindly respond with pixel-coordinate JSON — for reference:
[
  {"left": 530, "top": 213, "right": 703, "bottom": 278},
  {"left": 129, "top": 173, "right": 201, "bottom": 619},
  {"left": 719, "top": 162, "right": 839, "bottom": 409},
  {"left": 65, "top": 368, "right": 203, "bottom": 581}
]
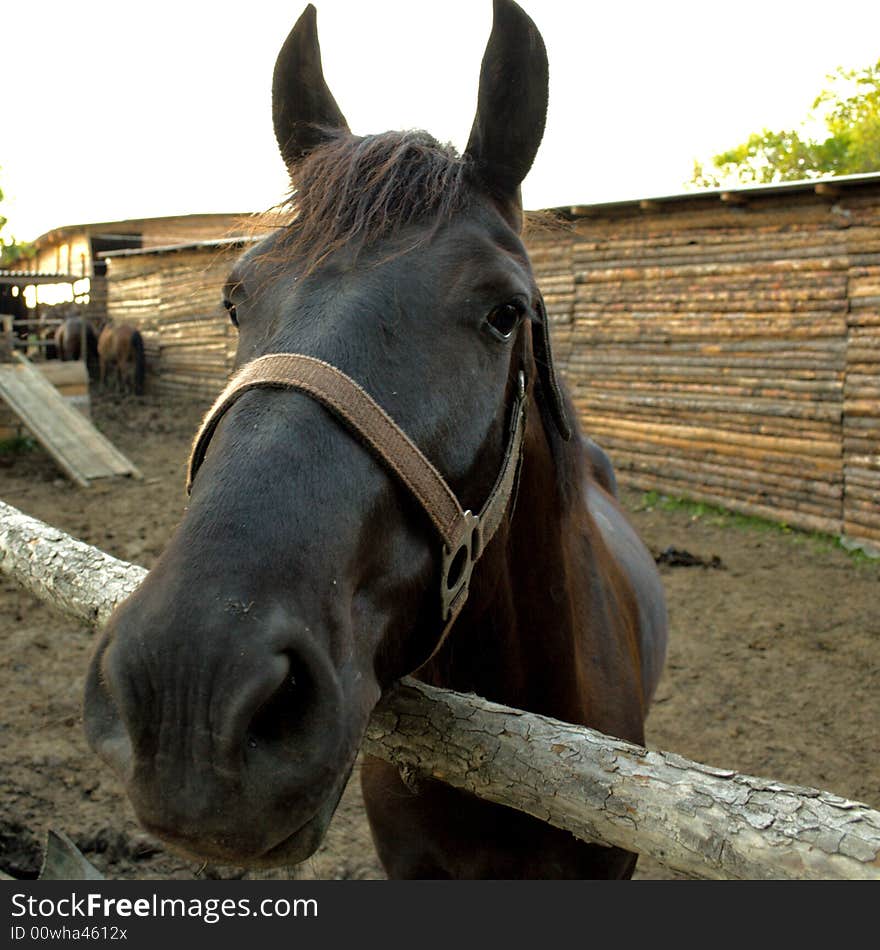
[{"left": 82, "top": 0, "right": 571, "bottom": 868}]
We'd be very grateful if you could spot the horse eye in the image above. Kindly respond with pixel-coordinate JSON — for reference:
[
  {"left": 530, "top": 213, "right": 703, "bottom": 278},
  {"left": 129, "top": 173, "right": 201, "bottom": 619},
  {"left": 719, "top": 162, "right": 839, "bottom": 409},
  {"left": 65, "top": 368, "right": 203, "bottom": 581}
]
[
  {"left": 223, "top": 298, "right": 238, "bottom": 328},
  {"left": 485, "top": 302, "right": 521, "bottom": 341}
]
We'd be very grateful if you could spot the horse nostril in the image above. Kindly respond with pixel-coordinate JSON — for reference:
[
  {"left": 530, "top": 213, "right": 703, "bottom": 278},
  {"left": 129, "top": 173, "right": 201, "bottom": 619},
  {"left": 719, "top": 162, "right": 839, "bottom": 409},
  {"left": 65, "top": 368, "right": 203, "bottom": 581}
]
[{"left": 246, "top": 653, "right": 317, "bottom": 757}]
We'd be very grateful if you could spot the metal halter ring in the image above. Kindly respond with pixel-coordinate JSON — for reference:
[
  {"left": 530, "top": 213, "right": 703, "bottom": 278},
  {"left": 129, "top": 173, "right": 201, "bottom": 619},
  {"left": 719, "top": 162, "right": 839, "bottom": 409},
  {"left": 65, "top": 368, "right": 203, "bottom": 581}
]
[{"left": 440, "top": 510, "right": 483, "bottom": 622}]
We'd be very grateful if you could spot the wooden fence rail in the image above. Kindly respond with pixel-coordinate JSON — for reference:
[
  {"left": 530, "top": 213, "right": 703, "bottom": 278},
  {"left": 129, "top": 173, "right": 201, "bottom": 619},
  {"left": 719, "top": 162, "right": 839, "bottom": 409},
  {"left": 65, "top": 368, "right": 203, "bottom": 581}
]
[{"left": 1, "top": 498, "right": 878, "bottom": 881}]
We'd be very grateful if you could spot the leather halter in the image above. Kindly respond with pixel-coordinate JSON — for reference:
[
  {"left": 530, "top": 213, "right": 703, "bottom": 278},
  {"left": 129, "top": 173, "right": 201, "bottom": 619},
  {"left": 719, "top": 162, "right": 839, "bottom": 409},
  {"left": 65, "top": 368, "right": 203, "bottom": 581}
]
[{"left": 186, "top": 352, "right": 528, "bottom": 662}]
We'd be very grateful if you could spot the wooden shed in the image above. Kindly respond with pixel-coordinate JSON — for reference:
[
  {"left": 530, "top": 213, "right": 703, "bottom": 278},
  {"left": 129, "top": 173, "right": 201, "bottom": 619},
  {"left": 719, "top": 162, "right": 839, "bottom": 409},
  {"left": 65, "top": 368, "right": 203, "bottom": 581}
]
[
  {"left": 101, "top": 175, "right": 880, "bottom": 554},
  {"left": 25, "top": 212, "right": 252, "bottom": 280},
  {"left": 2, "top": 212, "right": 252, "bottom": 334},
  {"left": 529, "top": 172, "right": 880, "bottom": 555},
  {"left": 102, "top": 237, "right": 247, "bottom": 399}
]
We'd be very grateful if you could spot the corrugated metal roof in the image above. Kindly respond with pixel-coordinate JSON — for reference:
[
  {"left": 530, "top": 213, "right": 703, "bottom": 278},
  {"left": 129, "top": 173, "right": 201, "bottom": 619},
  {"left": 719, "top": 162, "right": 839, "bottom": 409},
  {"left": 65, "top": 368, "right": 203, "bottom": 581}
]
[{"left": 0, "top": 271, "right": 83, "bottom": 285}]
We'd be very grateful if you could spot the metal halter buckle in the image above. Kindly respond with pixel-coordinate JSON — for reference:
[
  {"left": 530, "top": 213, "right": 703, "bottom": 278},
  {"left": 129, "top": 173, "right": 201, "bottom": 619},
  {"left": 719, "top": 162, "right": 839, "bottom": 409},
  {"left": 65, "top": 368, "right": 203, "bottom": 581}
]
[{"left": 440, "top": 510, "right": 482, "bottom": 622}]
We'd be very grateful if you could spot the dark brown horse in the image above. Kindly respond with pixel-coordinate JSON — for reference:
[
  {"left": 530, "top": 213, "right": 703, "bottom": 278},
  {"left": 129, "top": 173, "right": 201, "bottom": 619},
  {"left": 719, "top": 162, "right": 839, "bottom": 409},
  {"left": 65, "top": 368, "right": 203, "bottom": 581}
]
[
  {"left": 97, "top": 324, "right": 145, "bottom": 395},
  {"left": 83, "top": 0, "right": 667, "bottom": 879},
  {"left": 54, "top": 316, "right": 99, "bottom": 381}
]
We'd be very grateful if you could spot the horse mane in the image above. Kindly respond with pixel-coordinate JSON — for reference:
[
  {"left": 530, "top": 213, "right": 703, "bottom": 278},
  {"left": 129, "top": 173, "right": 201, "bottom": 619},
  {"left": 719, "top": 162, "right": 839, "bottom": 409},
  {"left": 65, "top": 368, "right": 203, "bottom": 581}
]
[
  {"left": 256, "top": 129, "right": 473, "bottom": 275},
  {"left": 247, "top": 129, "right": 590, "bottom": 506}
]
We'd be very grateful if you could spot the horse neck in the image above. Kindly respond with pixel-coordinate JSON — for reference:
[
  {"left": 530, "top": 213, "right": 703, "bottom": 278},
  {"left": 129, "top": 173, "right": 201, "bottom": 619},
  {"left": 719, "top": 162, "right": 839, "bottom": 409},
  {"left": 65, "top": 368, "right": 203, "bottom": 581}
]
[
  {"left": 421, "top": 413, "right": 647, "bottom": 740},
  {"left": 420, "top": 420, "right": 575, "bottom": 709}
]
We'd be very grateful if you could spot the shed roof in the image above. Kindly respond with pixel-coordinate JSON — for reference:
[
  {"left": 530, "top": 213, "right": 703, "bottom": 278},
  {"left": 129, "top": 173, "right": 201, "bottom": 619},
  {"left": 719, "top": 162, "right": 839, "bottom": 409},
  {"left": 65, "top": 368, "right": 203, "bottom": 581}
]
[
  {"left": 30, "top": 212, "right": 254, "bottom": 250},
  {"left": 86, "top": 170, "right": 880, "bottom": 262},
  {"left": 559, "top": 170, "right": 880, "bottom": 218},
  {"left": 0, "top": 271, "right": 83, "bottom": 286},
  {"left": 100, "top": 235, "right": 256, "bottom": 260}
]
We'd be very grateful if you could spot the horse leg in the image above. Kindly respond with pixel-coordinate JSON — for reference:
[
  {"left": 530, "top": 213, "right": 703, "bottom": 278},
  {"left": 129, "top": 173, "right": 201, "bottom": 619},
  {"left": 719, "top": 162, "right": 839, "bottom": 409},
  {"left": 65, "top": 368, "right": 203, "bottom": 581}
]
[{"left": 362, "top": 756, "right": 639, "bottom": 879}]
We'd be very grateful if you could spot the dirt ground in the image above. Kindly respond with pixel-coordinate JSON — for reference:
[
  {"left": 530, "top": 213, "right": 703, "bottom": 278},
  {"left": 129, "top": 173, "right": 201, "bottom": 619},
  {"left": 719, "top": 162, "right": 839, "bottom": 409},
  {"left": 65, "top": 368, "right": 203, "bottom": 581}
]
[{"left": 1, "top": 389, "right": 877, "bottom": 881}]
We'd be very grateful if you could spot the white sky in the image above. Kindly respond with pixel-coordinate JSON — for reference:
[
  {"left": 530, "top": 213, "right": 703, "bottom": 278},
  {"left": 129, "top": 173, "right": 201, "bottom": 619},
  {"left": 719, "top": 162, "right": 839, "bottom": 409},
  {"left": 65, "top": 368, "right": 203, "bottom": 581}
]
[{"left": 2, "top": 0, "right": 879, "bottom": 242}]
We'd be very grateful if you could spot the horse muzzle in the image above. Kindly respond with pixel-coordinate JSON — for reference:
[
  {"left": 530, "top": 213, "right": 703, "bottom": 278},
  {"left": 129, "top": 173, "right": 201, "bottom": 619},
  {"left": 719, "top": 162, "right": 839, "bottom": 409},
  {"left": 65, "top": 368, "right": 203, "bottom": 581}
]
[{"left": 82, "top": 597, "right": 363, "bottom": 866}]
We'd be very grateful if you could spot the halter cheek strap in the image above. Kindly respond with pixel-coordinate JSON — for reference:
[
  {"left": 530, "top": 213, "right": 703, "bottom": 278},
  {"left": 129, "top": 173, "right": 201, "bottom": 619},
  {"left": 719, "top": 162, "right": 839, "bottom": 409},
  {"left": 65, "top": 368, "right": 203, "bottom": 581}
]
[{"left": 186, "top": 353, "right": 528, "bottom": 663}]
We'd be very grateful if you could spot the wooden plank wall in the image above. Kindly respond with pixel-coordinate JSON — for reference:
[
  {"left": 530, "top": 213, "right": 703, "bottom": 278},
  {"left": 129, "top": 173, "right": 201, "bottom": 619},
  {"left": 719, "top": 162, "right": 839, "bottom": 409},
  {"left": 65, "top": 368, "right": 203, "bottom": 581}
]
[
  {"left": 105, "top": 245, "right": 240, "bottom": 401},
  {"left": 528, "top": 186, "right": 879, "bottom": 554},
  {"left": 104, "top": 188, "right": 880, "bottom": 553},
  {"left": 842, "top": 190, "right": 880, "bottom": 549}
]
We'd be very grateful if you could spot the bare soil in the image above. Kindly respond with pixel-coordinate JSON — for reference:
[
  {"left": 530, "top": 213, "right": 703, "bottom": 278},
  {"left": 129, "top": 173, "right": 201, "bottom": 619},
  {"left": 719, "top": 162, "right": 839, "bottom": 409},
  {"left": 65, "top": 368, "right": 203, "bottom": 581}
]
[{"left": 1, "top": 390, "right": 877, "bottom": 881}]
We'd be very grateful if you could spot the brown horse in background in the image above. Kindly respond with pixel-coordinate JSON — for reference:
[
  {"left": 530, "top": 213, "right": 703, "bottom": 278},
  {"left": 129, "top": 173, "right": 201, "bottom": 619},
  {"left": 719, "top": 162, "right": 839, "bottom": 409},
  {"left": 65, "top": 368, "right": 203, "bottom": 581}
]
[
  {"left": 54, "top": 316, "right": 100, "bottom": 381},
  {"left": 97, "top": 324, "right": 145, "bottom": 395}
]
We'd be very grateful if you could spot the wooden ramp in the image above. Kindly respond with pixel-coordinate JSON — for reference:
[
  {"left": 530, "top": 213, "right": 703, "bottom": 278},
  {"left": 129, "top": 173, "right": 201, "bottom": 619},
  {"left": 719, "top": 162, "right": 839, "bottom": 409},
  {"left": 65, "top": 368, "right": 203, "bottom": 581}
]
[{"left": 0, "top": 355, "right": 141, "bottom": 487}]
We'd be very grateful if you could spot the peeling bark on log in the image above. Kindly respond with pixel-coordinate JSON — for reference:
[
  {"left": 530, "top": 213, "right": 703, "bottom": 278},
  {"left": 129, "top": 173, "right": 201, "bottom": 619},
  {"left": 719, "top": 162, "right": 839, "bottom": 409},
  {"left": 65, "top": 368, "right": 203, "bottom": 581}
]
[
  {"left": 365, "top": 682, "right": 880, "bottom": 881},
  {"left": 1, "top": 499, "right": 879, "bottom": 880},
  {"left": 0, "top": 500, "right": 147, "bottom": 627}
]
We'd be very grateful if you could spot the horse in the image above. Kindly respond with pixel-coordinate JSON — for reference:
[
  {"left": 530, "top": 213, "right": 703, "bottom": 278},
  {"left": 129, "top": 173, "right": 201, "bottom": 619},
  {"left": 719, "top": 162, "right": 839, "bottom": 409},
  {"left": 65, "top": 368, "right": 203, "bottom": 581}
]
[
  {"left": 83, "top": 0, "right": 668, "bottom": 879},
  {"left": 54, "top": 316, "right": 99, "bottom": 381},
  {"left": 40, "top": 320, "right": 59, "bottom": 361},
  {"left": 97, "top": 324, "right": 145, "bottom": 395}
]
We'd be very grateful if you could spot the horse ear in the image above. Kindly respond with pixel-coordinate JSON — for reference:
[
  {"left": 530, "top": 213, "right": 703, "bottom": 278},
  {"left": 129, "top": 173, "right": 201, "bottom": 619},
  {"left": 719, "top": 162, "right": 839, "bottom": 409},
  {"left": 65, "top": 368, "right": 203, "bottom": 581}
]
[
  {"left": 272, "top": 4, "right": 350, "bottom": 168},
  {"left": 464, "top": 0, "right": 548, "bottom": 221}
]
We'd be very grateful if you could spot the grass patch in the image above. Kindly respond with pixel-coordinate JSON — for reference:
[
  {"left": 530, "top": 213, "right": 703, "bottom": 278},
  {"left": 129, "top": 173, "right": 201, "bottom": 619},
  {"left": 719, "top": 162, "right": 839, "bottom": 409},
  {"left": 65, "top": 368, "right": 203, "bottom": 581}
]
[
  {"left": 0, "top": 435, "right": 37, "bottom": 456},
  {"left": 634, "top": 490, "right": 878, "bottom": 565}
]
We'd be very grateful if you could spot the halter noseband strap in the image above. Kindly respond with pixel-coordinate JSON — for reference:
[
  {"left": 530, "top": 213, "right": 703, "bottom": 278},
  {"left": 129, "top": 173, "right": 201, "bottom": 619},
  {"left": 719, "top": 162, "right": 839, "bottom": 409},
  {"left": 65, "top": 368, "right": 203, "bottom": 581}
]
[{"left": 186, "top": 353, "right": 528, "bottom": 660}]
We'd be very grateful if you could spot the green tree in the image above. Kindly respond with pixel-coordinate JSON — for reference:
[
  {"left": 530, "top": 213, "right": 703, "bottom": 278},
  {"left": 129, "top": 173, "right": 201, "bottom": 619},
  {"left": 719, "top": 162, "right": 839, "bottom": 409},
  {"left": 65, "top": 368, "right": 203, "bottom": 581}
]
[
  {"left": 0, "top": 169, "right": 34, "bottom": 267},
  {"left": 691, "top": 60, "right": 880, "bottom": 187}
]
